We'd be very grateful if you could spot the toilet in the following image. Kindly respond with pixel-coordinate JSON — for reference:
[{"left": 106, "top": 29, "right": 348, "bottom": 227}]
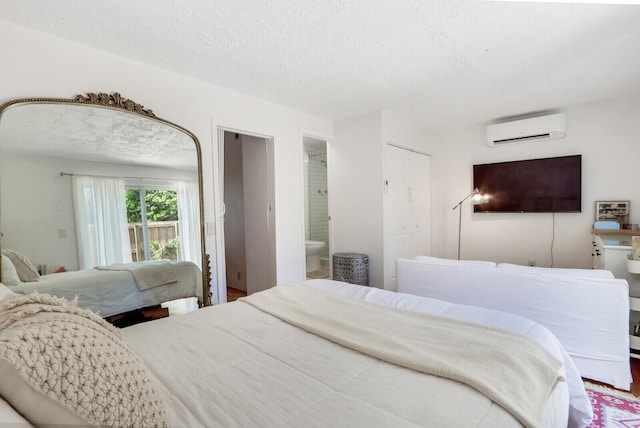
[{"left": 305, "top": 240, "right": 325, "bottom": 272}]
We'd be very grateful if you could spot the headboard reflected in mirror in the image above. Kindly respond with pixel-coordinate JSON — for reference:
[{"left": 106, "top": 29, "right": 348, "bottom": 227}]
[{"left": 0, "top": 92, "right": 210, "bottom": 309}]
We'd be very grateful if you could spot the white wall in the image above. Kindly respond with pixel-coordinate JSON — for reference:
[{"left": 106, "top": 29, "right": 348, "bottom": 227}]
[
  {"left": 332, "top": 111, "right": 383, "bottom": 286},
  {"left": 3, "top": 21, "right": 636, "bottom": 288},
  {"left": 0, "top": 21, "right": 333, "bottom": 299},
  {"left": 381, "top": 110, "right": 430, "bottom": 155},
  {"left": 428, "top": 96, "right": 640, "bottom": 268},
  {"left": 0, "top": 152, "right": 195, "bottom": 272},
  {"left": 333, "top": 110, "right": 431, "bottom": 287},
  {"left": 333, "top": 98, "right": 640, "bottom": 276}
]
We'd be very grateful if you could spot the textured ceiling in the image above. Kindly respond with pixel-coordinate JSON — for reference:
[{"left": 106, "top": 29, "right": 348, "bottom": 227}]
[
  {"left": 1, "top": 0, "right": 640, "bottom": 131},
  {"left": 0, "top": 103, "right": 198, "bottom": 169}
]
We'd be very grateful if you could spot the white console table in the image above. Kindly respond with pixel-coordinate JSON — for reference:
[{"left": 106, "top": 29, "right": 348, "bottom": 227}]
[
  {"left": 602, "top": 243, "right": 632, "bottom": 277},
  {"left": 599, "top": 240, "right": 640, "bottom": 358},
  {"left": 628, "top": 259, "right": 640, "bottom": 358},
  {"left": 630, "top": 297, "right": 640, "bottom": 359}
]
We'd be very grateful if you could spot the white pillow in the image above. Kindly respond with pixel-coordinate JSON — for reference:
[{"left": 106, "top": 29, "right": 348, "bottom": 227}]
[
  {"left": 0, "top": 284, "right": 15, "bottom": 300},
  {"left": 1, "top": 255, "right": 21, "bottom": 286},
  {"left": 1, "top": 250, "right": 39, "bottom": 283}
]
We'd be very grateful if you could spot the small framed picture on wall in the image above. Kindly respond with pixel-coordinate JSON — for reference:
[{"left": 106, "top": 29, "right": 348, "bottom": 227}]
[{"left": 595, "top": 200, "right": 630, "bottom": 224}]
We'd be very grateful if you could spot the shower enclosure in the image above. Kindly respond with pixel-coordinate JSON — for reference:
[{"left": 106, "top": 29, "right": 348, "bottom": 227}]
[{"left": 303, "top": 137, "right": 330, "bottom": 276}]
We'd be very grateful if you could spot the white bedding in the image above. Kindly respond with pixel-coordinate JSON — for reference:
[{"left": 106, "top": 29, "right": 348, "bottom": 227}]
[
  {"left": 10, "top": 260, "right": 202, "bottom": 318},
  {"left": 121, "top": 279, "right": 592, "bottom": 428}
]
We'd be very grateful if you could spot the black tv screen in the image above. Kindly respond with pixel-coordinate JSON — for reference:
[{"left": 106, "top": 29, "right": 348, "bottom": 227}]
[{"left": 473, "top": 155, "right": 582, "bottom": 213}]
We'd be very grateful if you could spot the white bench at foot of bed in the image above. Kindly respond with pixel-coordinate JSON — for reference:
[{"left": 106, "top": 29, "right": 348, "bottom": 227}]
[{"left": 396, "top": 256, "right": 631, "bottom": 390}]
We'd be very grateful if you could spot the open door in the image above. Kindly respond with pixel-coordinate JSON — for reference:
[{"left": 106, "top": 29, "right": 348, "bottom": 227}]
[
  {"left": 303, "top": 135, "right": 332, "bottom": 279},
  {"left": 213, "top": 127, "right": 276, "bottom": 303}
]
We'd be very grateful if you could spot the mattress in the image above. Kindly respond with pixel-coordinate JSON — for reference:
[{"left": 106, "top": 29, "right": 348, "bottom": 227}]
[
  {"left": 10, "top": 260, "right": 202, "bottom": 317},
  {"left": 121, "top": 279, "right": 592, "bottom": 427}
]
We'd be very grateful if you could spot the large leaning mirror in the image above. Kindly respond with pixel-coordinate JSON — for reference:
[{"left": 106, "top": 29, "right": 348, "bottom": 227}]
[{"left": 0, "top": 92, "right": 210, "bottom": 317}]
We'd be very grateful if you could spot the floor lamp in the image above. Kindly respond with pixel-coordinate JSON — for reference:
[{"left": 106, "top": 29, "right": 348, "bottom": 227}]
[{"left": 452, "top": 188, "right": 489, "bottom": 260}]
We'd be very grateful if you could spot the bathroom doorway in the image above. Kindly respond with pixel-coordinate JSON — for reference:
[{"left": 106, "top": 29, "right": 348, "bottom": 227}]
[{"left": 303, "top": 136, "right": 331, "bottom": 279}]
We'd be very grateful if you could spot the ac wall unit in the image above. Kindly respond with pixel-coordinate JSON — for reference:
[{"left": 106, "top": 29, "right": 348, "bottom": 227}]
[{"left": 486, "top": 113, "right": 566, "bottom": 147}]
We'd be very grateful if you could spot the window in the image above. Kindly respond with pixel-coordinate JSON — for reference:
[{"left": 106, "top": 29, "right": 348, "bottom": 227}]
[{"left": 125, "top": 186, "right": 181, "bottom": 262}]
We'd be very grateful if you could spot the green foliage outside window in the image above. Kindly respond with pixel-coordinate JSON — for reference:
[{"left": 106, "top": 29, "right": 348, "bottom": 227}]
[
  {"left": 150, "top": 236, "right": 181, "bottom": 260},
  {"left": 126, "top": 189, "right": 178, "bottom": 222},
  {"left": 126, "top": 189, "right": 180, "bottom": 261}
]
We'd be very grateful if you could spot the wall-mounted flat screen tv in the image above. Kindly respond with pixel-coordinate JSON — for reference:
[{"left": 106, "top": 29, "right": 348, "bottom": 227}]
[{"left": 473, "top": 154, "right": 582, "bottom": 213}]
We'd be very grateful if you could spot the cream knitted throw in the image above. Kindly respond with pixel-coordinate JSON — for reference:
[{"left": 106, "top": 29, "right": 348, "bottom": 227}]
[
  {"left": 0, "top": 292, "right": 168, "bottom": 427},
  {"left": 241, "top": 282, "right": 565, "bottom": 428}
]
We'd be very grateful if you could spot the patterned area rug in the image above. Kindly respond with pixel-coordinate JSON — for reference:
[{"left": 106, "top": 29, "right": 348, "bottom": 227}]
[{"left": 585, "top": 381, "right": 640, "bottom": 427}]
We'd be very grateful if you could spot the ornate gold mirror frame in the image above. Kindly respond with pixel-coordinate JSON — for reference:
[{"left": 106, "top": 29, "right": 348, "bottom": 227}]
[{"left": 0, "top": 92, "right": 210, "bottom": 306}]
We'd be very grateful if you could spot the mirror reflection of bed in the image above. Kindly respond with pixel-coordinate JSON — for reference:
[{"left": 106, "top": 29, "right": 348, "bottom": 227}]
[{"left": 0, "top": 93, "right": 209, "bottom": 325}]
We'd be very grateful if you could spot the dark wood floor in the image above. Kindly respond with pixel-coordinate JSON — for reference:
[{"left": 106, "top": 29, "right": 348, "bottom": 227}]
[
  {"left": 227, "top": 287, "right": 247, "bottom": 302},
  {"left": 632, "top": 357, "right": 640, "bottom": 396},
  {"left": 585, "top": 357, "right": 640, "bottom": 397}
]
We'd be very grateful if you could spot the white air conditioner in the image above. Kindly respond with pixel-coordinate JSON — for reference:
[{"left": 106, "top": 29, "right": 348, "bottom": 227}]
[{"left": 486, "top": 113, "right": 566, "bottom": 147}]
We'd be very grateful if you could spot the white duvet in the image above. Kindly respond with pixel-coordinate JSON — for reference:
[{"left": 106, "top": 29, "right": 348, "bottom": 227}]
[
  {"left": 121, "top": 279, "right": 592, "bottom": 428},
  {"left": 10, "top": 260, "right": 202, "bottom": 317}
]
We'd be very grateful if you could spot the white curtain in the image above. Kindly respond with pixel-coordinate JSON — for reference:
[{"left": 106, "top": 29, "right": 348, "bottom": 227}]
[
  {"left": 177, "top": 180, "right": 202, "bottom": 269},
  {"left": 72, "top": 175, "right": 132, "bottom": 269}
]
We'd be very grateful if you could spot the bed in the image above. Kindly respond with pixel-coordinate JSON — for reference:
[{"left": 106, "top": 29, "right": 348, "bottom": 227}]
[
  {"left": 2, "top": 249, "right": 203, "bottom": 318},
  {"left": 0, "top": 279, "right": 592, "bottom": 428}
]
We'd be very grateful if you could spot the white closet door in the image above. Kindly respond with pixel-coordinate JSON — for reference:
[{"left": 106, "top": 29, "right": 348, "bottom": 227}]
[
  {"left": 384, "top": 144, "right": 431, "bottom": 290},
  {"left": 410, "top": 150, "right": 431, "bottom": 256}
]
